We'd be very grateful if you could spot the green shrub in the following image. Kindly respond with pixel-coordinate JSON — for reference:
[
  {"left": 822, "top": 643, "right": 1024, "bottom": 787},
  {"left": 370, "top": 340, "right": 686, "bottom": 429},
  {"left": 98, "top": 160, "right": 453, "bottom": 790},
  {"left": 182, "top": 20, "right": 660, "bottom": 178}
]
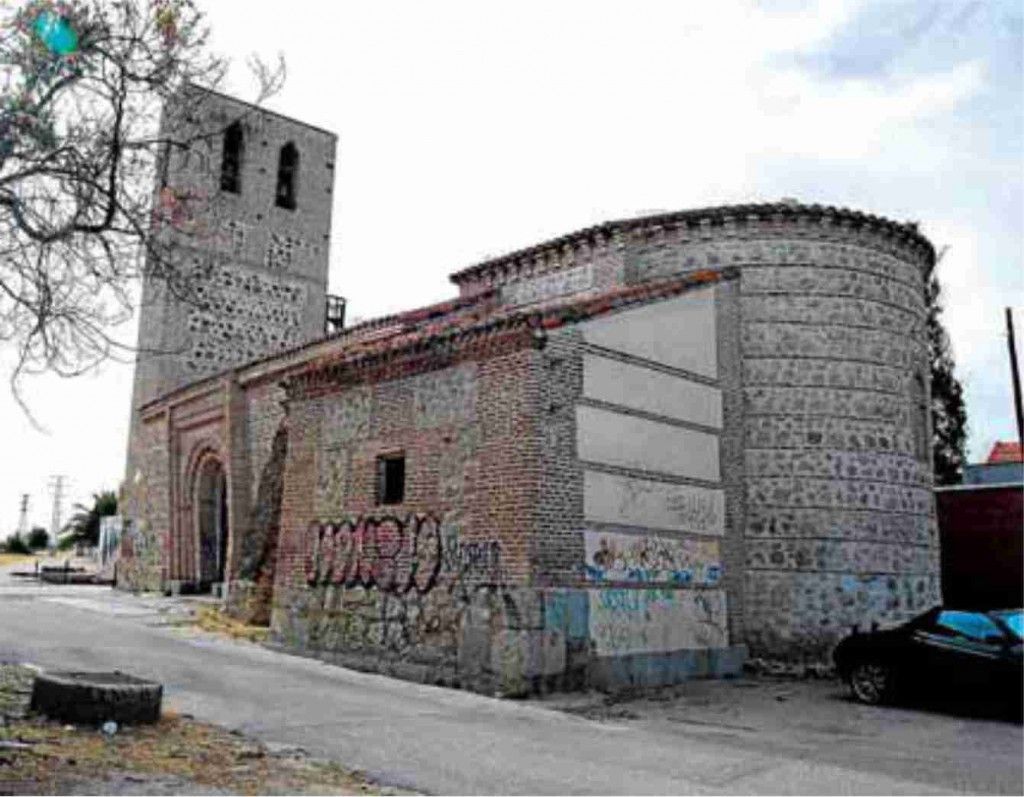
[{"left": 4, "top": 534, "right": 31, "bottom": 555}]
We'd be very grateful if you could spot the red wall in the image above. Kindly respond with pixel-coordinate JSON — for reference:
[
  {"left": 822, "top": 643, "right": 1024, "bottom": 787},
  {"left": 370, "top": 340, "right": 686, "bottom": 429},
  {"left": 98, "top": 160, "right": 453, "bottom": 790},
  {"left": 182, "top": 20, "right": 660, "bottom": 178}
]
[{"left": 937, "top": 486, "right": 1023, "bottom": 609}]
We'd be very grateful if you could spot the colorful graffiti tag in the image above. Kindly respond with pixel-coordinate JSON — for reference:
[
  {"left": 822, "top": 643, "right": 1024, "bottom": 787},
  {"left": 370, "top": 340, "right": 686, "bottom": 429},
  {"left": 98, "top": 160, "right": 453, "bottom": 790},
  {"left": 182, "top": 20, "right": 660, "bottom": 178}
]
[
  {"left": 582, "top": 531, "right": 721, "bottom": 585},
  {"left": 588, "top": 588, "right": 729, "bottom": 655}
]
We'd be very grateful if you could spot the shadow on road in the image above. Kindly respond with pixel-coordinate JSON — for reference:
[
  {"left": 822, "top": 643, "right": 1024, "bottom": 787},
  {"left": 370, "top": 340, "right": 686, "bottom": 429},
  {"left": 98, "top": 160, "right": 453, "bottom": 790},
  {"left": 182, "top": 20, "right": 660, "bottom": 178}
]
[{"left": 837, "top": 691, "right": 1024, "bottom": 725}]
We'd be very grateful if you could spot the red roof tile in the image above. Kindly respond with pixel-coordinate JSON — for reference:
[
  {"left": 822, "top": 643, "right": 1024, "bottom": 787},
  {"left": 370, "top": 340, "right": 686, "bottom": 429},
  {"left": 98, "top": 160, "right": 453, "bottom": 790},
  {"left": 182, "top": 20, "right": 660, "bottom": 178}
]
[
  {"left": 987, "top": 441, "right": 1023, "bottom": 464},
  {"left": 289, "top": 269, "right": 727, "bottom": 389}
]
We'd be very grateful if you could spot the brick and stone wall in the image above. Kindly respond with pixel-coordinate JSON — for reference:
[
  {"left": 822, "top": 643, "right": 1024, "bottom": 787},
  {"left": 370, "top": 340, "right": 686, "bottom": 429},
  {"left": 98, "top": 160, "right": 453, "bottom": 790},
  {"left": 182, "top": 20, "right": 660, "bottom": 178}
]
[
  {"left": 635, "top": 235, "right": 939, "bottom": 661},
  {"left": 121, "top": 197, "right": 939, "bottom": 689},
  {"left": 269, "top": 341, "right": 559, "bottom": 694},
  {"left": 120, "top": 86, "right": 336, "bottom": 597},
  {"left": 532, "top": 283, "right": 746, "bottom": 689},
  {"left": 622, "top": 219, "right": 938, "bottom": 660},
  {"left": 453, "top": 205, "right": 940, "bottom": 663},
  {"left": 129, "top": 86, "right": 335, "bottom": 411},
  {"left": 265, "top": 278, "right": 747, "bottom": 694}
]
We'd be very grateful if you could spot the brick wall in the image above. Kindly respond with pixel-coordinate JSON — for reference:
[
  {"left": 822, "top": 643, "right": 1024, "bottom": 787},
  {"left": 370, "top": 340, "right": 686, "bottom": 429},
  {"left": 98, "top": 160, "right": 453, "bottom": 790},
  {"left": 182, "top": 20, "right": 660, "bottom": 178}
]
[{"left": 268, "top": 342, "right": 553, "bottom": 692}]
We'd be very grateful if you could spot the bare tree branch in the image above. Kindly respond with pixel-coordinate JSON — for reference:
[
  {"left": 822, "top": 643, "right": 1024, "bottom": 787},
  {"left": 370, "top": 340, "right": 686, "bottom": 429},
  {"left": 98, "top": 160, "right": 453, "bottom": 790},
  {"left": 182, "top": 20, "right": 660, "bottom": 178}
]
[{"left": 0, "top": 0, "right": 285, "bottom": 421}]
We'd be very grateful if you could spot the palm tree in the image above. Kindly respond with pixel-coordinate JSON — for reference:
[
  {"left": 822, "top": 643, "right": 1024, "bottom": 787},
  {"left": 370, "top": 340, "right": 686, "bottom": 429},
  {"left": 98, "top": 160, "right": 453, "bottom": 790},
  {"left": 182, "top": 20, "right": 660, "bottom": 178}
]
[{"left": 62, "top": 491, "right": 118, "bottom": 548}]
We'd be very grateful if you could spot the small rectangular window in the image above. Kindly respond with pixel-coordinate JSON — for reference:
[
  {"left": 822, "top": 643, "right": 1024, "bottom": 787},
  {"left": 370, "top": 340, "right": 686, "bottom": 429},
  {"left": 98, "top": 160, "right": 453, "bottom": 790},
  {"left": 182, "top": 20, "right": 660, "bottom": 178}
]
[{"left": 376, "top": 454, "right": 405, "bottom": 505}]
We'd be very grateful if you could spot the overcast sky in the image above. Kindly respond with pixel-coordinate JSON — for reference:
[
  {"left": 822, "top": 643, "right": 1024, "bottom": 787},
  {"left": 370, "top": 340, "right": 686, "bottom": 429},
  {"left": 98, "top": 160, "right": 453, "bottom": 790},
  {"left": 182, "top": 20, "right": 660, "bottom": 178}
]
[{"left": 2, "top": 0, "right": 1021, "bottom": 534}]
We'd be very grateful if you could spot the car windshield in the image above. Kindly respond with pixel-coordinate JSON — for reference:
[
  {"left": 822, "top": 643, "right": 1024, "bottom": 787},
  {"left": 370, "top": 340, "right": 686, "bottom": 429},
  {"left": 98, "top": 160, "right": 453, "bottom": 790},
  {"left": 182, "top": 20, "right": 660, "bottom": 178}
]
[
  {"left": 934, "top": 610, "right": 1003, "bottom": 642},
  {"left": 993, "top": 610, "right": 1023, "bottom": 640}
]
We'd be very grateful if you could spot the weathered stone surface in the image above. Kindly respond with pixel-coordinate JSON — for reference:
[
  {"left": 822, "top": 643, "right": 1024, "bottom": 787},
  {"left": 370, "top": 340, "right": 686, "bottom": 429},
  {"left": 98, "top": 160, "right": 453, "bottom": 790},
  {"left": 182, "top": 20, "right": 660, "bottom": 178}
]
[{"left": 121, "top": 188, "right": 938, "bottom": 687}]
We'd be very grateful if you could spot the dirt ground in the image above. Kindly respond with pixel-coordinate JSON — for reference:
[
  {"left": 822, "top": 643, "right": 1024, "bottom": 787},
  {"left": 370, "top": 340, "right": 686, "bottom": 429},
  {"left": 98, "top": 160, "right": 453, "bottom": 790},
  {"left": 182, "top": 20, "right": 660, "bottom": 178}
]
[{"left": 0, "top": 665, "right": 393, "bottom": 796}]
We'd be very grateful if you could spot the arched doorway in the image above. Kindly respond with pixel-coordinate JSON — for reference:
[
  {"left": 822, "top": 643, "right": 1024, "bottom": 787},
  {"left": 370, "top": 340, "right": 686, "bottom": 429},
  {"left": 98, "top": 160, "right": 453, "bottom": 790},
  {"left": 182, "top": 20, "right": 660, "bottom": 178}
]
[{"left": 195, "top": 457, "right": 229, "bottom": 589}]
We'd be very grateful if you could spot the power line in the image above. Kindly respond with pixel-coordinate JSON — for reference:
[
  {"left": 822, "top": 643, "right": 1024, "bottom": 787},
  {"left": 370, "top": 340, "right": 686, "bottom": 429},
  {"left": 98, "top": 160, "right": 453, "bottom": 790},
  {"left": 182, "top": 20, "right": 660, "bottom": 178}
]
[{"left": 1007, "top": 307, "right": 1024, "bottom": 449}]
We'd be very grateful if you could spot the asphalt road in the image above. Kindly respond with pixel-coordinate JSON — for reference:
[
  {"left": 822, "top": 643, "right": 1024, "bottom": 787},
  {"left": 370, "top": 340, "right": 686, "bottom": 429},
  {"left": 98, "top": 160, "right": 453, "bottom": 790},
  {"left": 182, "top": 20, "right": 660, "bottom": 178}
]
[{"left": 1, "top": 580, "right": 1021, "bottom": 795}]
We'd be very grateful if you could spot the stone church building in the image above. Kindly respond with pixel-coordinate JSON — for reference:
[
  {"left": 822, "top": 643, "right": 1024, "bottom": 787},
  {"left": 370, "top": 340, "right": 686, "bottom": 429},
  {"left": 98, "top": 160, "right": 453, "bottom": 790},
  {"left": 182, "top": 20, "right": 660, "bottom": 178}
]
[{"left": 119, "top": 87, "right": 941, "bottom": 694}]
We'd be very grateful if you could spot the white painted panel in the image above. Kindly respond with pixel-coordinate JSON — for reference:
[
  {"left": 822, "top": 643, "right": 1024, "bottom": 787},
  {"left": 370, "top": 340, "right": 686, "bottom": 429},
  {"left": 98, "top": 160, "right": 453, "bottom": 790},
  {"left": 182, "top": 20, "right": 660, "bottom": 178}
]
[
  {"left": 583, "top": 354, "right": 722, "bottom": 429},
  {"left": 588, "top": 588, "right": 729, "bottom": 655},
  {"left": 583, "top": 470, "right": 725, "bottom": 535},
  {"left": 578, "top": 288, "right": 717, "bottom": 377},
  {"left": 577, "top": 405, "right": 719, "bottom": 482}
]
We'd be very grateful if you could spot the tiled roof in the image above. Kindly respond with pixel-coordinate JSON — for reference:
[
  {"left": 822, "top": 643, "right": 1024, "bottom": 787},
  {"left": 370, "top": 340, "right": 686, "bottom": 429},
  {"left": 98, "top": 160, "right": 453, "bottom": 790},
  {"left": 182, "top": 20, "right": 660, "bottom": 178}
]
[
  {"left": 288, "top": 269, "right": 727, "bottom": 390},
  {"left": 987, "top": 441, "right": 1023, "bottom": 464},
  {"left": 448, "top": 201, "right": 936, "bottom": 287},
  {"left": 137, "top": 291, "right": 501, "bottom": 412}
]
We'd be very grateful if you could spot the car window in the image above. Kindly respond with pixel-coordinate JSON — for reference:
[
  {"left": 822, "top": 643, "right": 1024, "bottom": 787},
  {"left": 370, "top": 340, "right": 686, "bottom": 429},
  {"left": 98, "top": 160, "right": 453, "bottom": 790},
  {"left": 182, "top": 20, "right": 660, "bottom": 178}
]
[
  {"left": 993, "top": 610, "right": 1023, "bottom": 640},
  {"left": 933, "top": 610, "right": 1003, "bottom": 643}
]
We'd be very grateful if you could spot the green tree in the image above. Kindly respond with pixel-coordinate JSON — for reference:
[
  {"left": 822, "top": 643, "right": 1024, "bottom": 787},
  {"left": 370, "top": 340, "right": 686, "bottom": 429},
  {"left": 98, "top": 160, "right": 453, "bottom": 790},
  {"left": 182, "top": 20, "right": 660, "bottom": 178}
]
[
  {"left": 62, "top": 490, "right": 117, "bottom": 547},
  {"left": 926, "top": 264, "right": 968, "bottom": 485},
  {"left": 26, "top": 526, "right": 48, "bottom": 549},
  {"left": 4, "top": 533, "right": 31, "bottom": 554}
]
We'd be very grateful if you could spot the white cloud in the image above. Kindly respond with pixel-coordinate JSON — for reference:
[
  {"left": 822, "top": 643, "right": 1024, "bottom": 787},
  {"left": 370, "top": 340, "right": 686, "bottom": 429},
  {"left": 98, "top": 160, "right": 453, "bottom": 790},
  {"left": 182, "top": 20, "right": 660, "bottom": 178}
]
[{"left": 750, "top": 59, "right": 986, "bottom": 159}]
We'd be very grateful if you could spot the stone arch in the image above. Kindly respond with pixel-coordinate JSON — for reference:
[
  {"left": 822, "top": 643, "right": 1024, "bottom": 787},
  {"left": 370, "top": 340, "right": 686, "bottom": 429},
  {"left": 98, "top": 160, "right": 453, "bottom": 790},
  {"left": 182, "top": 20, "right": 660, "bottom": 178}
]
[{"left": 182, "top": 443, "right": 231, "bottom": 591}]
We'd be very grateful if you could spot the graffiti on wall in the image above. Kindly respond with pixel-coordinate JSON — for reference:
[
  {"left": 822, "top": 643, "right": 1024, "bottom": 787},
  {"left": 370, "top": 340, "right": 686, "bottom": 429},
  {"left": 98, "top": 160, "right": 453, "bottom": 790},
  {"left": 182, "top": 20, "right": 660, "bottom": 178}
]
[
  {"left": 583, "top": 530, "right": 721, "bottom": 586},
  {"left": 305, "top": 514, "right": 507, "bottom": 592},
  {"left": 296, "top": 512, "right": 515, "bottom": 670},
  {"left": 457, "top": 540, "right": 503, "bottom": 575},
  {"left": 588, "top": 588, "right": 729, "bottom": 656},
  {"left": 304, "top": 514, "right": 444, "bottom": 595},
  {"left": 665, "top": 492, "right": 721, "bottom": 532}
]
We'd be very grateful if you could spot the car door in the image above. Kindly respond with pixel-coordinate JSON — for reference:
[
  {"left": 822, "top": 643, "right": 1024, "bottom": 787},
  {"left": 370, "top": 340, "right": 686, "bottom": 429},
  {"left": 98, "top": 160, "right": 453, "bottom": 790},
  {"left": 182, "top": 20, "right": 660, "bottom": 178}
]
[{"left": 910, "top": 610, "right": 1006, "bottom": 697}]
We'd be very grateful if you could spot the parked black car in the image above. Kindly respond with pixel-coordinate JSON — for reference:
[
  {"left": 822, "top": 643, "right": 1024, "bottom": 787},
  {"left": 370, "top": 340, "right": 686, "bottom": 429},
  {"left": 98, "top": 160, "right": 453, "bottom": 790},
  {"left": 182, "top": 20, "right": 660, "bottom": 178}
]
[{"left": 833, "top": 607, "right": 1023, "bottom": 707}]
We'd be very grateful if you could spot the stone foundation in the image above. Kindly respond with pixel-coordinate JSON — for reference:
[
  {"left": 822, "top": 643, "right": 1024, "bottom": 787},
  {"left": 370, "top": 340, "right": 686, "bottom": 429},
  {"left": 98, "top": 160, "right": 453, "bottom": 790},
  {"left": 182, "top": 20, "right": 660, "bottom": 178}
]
[{"left": 269, "top": 585, "right": 745, "bottom": 696}]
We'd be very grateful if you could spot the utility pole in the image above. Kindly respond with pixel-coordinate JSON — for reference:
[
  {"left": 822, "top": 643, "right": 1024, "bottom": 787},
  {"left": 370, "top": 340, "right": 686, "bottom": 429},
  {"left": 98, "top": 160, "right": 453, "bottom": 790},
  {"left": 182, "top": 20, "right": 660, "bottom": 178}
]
[
  {"left": 1008, "top": 308, "right": 1024, "bottom": 449},
  {"left": 16, "top": 494, "right": 29, "bottom": 537},
  {"left": 47, "top": 475, "right": 66, "bottom": 552}
]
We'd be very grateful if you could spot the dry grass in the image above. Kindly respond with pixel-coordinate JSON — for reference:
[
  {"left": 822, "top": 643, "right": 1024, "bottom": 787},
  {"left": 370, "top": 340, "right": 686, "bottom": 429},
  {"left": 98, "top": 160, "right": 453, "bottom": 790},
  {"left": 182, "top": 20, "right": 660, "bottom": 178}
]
[
  {"left": 0, "top": 665, "right": 390, "bottom": 795},
  {"left": 0, "top": 714, "right": 378, "bottom": 794},
  {"left": 190, "top": 605, "right": 269, "bottom": 643},
  {"left": 0, "top": 553, "right": 39, "bottom": 568}
]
